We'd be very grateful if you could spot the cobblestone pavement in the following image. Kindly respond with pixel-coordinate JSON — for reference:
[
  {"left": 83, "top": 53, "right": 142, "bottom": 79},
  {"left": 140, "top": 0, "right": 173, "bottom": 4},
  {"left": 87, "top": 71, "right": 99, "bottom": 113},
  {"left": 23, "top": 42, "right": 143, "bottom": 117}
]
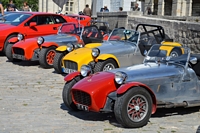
[{"left": 0, "top": 55, "right": 200, "bottom": 133}]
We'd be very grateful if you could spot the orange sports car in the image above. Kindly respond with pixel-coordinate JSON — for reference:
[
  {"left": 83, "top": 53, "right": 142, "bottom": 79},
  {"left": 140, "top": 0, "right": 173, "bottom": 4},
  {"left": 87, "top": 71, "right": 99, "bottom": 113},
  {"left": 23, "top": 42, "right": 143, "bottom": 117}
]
[{"left": 0, "top": 11, "right": 84, "bottom": 53}]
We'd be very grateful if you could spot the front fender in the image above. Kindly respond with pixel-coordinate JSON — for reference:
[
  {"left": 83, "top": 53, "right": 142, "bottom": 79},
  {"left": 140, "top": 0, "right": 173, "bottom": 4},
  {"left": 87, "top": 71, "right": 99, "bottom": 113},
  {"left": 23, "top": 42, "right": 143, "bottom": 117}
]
[
  {"left": 96, "top": 54, "right": 120, "bottom": 67},
  {"left": 56, "top": 45, "right": 68, "bottom": 52},
  {"left": 41, "top": 42, "right": 58, "bottom": 48},
  {"left": 64, "top": 71, "right": 81, "bottom": 82},
  {"left": 117, "top": 82, "right": 157, "bottom": 114},
  {"left": 161, "top": 42, "right": 182, "bottom": 56},
  {"left": 8, "top": 37, "right": 19, "bottom": 43}
]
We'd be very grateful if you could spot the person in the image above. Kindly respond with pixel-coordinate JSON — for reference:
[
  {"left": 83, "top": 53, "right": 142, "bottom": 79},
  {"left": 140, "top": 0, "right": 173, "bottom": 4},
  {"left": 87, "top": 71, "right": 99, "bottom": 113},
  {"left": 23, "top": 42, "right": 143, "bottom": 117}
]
[
  {"left": 119, "top": 7, "right": 123, "bottom": 11},
  {"left": 132, "top": 3, "right": 140, "bottom": 11},
  {"left": 5, "top": 0, "right": 18, "bottom": 11},
  {"left": 100, "top": 5, "right": 109, "bottom": 12},
  {"left": 83, "top": 4, "right": 92, "bottom": 17},
  {"left": 0, "top": 1, "right": 4, "bottom": 16},
  {"left": 22, "top": 1, "right": 32, "bottom": 12},
  {"left": 147, "top": 7, "right": 152, "bottom": 15}
]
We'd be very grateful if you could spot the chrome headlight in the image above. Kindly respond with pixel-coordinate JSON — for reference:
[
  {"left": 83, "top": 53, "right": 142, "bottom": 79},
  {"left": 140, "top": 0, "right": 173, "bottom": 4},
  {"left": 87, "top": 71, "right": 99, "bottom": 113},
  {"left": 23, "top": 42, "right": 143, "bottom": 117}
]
[
  {"left": 17, "top": 34, "right": 24, "bottom": 41},
  {"left": 37, "top": 37, "right": 44, "bottom": 45},
  {"left": 80, "top": 65, "right": 91, "bottom": 77},
  {"left": 115, "top": 71, "right": 127, "bottom": 84},
  {"left": 67, "top": 43, "right": 74, "bottom": 52},
  {"left": 92, "top": 48, "right": 100, "bottom": 58}
]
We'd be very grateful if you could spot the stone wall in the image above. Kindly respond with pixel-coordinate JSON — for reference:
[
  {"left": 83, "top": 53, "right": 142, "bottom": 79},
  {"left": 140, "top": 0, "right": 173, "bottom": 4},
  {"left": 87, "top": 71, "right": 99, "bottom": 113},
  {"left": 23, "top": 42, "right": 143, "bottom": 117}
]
[{"left": 97, "top": 12, "right": 200, "bottom": 53}]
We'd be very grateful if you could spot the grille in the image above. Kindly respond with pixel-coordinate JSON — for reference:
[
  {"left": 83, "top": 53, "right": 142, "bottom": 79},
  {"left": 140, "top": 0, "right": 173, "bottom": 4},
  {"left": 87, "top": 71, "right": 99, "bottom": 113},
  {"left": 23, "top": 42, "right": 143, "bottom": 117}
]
[
  {"left": 13, "top": 48, "right": 24, "bottom": 55},
  {"left": 72, "top": 90, "right": 91, "bottom": 106},
  {"left": 64, "top": 60, "right": 78, "bottom": 70}
]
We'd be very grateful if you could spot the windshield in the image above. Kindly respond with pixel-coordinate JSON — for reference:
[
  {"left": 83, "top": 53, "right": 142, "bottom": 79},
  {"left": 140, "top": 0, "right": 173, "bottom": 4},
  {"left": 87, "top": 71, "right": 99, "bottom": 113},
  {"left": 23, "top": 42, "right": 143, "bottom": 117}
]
[
  {"left": 58, "top": 23, "right": 83, "bottom": 35},
  {"left": 144, "top": 44, "right": 190, "bottom": 67},
  {"left": 0, "top": 13, "right": 31, "bottom": 26},
  {"left": 108, "top": 28, "right": 139, "bottom": 44}
]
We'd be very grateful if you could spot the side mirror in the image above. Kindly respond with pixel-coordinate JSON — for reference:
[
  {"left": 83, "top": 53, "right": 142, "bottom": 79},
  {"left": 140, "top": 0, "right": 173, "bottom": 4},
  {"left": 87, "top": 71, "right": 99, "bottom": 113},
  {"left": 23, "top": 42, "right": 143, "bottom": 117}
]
[
  {"left": 190, "top": 57, "right": 197, "bottom": 65},
  {"left": 144, "top": 50, "right": 148, "bottom": 56},
  {"left": 29, "top": 22, "right": 37, "bottom": 27}
]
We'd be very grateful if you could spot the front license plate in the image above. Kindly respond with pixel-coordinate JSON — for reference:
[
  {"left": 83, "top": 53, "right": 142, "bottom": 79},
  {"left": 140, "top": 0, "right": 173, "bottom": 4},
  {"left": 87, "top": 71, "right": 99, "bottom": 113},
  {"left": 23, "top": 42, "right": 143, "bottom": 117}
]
[
  {"left": 62, "top": 68, "right": 76, "bottom": 74},
  {"left": 13, "top": 54, "right": 25, "bottom": 60},
  {"left": 76, "top": 104, "right": 89, "bottom": 111}
]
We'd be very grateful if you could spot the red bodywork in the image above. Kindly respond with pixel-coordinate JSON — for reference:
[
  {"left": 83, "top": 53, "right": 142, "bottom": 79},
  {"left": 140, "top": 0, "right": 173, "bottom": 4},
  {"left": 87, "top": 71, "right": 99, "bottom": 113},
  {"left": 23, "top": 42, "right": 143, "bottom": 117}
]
[
  {"left": 0, "top": 12, "right": 78, "bottom": 51},
  {"left": 64, "top": 14, "right": 91, "bottom": 26},
  {"left": 71, "top": 72, "right": 157, "bottom": 114}
]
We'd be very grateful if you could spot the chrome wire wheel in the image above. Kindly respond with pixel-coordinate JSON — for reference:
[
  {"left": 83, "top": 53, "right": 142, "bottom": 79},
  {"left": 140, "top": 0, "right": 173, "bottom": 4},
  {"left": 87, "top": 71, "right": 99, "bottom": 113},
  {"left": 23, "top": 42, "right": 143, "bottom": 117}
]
[
  {"left": 127, "top": 94, "right": 148, "bottom": 122},
  {"left": 103, "top": 63, "right": 115, "bottom": 71}
]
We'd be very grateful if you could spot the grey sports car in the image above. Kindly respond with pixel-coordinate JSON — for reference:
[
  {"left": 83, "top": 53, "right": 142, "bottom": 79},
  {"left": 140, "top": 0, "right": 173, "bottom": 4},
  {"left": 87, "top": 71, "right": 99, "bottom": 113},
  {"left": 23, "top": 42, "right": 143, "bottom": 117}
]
[{"left": 62, "top": 44, "right": 200, "bottom": 128}]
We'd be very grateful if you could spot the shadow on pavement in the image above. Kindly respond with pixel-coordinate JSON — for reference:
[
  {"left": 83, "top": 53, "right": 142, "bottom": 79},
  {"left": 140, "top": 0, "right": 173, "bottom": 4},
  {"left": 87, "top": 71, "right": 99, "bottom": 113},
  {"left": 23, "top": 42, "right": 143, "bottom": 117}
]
[
  {"left": 6, "top": 59, "right": 40, "bottom": 67},
  {"left": 60, "top": 103, "right": 122, "bottom": 127},
  {"left": 61, "top": 103, "right": 200, "bottom": 128}
]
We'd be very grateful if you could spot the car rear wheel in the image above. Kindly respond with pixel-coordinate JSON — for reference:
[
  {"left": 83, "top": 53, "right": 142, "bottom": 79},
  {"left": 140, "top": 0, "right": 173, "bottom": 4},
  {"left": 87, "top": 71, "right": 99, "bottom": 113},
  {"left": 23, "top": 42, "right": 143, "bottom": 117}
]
[
  {"left": 62, "top": 76, "right": 81, "bottom": 111},
  {"left": 170, "top": 48, "right": 182, "bottom": 57},
  {"left": 93, "top": 59, "right": 118, "bottom": 73},
  {"left": 39, "top": 47, "right": 56, "bottom": 68},
  {"left": 4, "top": 34, "right": 17, "bottom": 54},
  {"left": 5, "top": 44, "right": 21, "bottom": 62},
  {"left": 114, "top": 87, "right": 152, "bottom": 128},
  {"left": 53, "top": 52, "right": 65, "bottom": 74}
]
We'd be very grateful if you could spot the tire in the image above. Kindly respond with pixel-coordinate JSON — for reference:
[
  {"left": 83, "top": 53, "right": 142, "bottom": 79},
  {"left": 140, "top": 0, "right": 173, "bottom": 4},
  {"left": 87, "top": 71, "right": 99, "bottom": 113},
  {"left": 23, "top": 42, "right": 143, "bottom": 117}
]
[
  {"left": 114, "top": 87, "right": 153, "bottom": 128},
  {"left": 169, "top": 48, "right": 182, "bottom": 57},
  {"left": 53, "top": 52, "right": 65, "bottom": 74},
  {"left": 93, "top": 59, "right": 118, "bottom": 73},
  {"left": 3, "top": 34, "right": 18, "bottom": 54},
  {"left": 196, "top": 125, "right": 200, "bottom": 133},
  {"left": 62, "top": 76, "right": 81, "bottom": 111},
  {"left": 5, "top": 44, "right": 21, "bottom": 62},
  {"left": 39, "top": 46, "right": 56, "bottom": 68}
]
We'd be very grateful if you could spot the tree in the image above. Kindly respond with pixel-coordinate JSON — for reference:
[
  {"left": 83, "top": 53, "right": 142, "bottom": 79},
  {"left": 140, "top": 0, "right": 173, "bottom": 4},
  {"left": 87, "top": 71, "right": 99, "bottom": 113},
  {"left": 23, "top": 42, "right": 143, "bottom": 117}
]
[{"left": 1, "top": 0, "right": 38, "bottom": 11}]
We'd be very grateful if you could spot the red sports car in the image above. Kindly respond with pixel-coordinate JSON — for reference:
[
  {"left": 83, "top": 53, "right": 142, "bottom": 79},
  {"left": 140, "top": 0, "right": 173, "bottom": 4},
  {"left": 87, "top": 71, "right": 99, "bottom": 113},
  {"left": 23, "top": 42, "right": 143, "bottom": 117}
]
[{"left": 0, "top": 11, "right": 78, "bottom": 53}]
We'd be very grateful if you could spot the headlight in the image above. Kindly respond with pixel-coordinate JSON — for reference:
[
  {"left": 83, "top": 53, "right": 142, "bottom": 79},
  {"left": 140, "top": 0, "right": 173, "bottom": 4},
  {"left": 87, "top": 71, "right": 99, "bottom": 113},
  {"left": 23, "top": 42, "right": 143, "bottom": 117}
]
[
  {"left": 92, "top": 48, "right": 100, "bottom": 58},
  {"left": 80, "top": 65, "right": 91, "bottom": 77},
  {"left": 67, "top": 43, "right": 74, "bottom": 52},
  {"left": 17, "top": 34, "right": 24, "bottom": 41},
  {"left": 115, "top": 71, "right": 127, "bottom": 84},
  {"left": 37, "top": 37, "right": 44, "bottom": 45}
]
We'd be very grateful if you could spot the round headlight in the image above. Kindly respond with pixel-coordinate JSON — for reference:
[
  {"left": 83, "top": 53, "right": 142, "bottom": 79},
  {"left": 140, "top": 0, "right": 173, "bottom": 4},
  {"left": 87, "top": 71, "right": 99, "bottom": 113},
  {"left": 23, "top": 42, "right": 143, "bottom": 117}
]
[
  {"left": 80, "top": 65, "right": 91, "bottom": 77},
  {"left": 17, "top": 34, "right": 24, "bottom": 41},
  {"left": 67, "top": 43, "right": 74, "bottom": 52},
  {"left": 115, "top": 71, "right": 127, "bottom": 84},
  {"left": 37, "top": 37, "right": 44, "bottom": 45},
  {"left": 92, "top": 48, "right": 100, "bottom": 58}
]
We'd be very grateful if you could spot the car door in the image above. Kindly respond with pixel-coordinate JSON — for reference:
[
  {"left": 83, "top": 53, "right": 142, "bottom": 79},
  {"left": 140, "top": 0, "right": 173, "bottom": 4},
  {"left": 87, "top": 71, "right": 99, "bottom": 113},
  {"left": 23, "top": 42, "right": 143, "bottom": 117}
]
[{"left": 24, "top": 15, "right": 66, "bottom": 38}]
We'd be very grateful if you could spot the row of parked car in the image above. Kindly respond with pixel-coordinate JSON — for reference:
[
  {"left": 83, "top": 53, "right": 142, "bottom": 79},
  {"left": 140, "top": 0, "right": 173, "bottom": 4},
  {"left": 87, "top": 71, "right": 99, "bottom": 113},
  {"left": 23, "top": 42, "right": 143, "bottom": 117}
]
[{"left": 1, "top": 11, "right": 200, "bottom": 128}]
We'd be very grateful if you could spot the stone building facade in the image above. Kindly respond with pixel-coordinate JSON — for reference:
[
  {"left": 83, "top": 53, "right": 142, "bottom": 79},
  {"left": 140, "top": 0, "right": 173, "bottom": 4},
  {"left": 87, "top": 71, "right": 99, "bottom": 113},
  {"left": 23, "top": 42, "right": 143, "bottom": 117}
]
[
  {"left": 145, "top": 0, "right": 200, "bottom": 16},
  {"left": 38, "top": 0, "right": 200, "bottom": 17}
]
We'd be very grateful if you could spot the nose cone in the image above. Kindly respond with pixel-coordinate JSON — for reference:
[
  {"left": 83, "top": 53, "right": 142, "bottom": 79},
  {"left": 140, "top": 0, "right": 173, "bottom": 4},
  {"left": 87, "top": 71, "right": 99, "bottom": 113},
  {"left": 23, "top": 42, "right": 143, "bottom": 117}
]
[{"left": 72, "top": 72, "right": 117, "bottom": 112}]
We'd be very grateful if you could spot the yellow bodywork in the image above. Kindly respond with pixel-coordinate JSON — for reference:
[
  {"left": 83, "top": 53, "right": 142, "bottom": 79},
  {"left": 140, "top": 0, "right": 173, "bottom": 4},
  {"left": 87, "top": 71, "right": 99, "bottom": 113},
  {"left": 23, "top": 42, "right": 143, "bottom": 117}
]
[
  {"left": 56, "top": 45, "right": 68, "bottom": 52},
  {"left": 61, "top": 41, "right": 182, "bottom": 71},
  {"left": 160, "top": 42, "right": 182, "bottom": 56}
]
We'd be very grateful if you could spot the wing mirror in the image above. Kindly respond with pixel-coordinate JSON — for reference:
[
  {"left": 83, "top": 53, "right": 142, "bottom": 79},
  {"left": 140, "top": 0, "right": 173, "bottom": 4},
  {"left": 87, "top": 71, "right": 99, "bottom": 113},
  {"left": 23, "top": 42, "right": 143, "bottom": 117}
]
[
  {"left": 190, "top": 57, "right": 197, "bottom": 65},
  {"left": 29, "top": 22, "right": 37, "bottom": 27},
  {"left": 144, "top": 50, "right": 148, "bottom": 56}
]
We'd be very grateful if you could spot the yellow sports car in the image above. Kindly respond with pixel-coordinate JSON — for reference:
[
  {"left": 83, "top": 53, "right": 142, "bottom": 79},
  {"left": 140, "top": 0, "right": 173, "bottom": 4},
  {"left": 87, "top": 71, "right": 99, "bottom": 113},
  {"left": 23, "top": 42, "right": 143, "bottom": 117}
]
[{"left": 55, "top": 24, "right": 182, "bottom": 74}]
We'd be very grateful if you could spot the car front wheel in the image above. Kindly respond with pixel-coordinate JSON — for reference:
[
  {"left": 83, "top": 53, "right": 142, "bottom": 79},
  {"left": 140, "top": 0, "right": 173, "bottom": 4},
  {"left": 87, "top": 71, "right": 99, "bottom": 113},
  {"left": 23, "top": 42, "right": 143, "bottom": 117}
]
[
  {"left": 93, "top": 59, "right": 118, "bottom": 73},
  {"left": 39, "top": 47, "right": 56, "bottom": 68},
  {"left": 53, "top": 52, "right": 65, "bottom": 74},
  {"left": 114, "top": 87, "right": 152, "bottom": 128},
  {"left": 62, "top": 76, "right": 81, "bottom": 111},
  {"left": 170, "top": 48, "right": 182, "bottom": 57},
  {"left": 5, "top": 44, "right": 21, "bottom": 62}
]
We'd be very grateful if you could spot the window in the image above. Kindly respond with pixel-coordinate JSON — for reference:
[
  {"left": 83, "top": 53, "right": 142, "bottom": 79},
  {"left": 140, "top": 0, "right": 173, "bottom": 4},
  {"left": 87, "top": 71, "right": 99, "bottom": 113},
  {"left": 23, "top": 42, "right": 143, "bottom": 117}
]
[
  {"left": 52, "top": 15, "right": 67, "bottom": 24},
  {"left": 65, "top": 0, "right": 74, "bottom": 12}
]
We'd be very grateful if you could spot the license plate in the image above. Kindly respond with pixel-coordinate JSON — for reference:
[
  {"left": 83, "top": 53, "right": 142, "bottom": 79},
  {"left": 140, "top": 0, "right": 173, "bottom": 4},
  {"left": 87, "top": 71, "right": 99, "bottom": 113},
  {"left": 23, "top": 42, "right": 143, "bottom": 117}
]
[
  {"left": 76, "top": 104, "right": 89, "bottom": 111},
  {"left": 13, "top": 54, "right": 25, "bottom": 60},
  {"left": 62, "top": 68, "right": 76, "bottom": 74}
]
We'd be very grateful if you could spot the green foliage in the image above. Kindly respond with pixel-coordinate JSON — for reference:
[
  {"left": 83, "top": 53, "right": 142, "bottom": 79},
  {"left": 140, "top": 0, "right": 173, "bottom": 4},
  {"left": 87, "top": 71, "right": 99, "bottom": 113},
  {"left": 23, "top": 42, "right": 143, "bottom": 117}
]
[{"left": 1, "top": 0, "right": 38, "bottom": 11}]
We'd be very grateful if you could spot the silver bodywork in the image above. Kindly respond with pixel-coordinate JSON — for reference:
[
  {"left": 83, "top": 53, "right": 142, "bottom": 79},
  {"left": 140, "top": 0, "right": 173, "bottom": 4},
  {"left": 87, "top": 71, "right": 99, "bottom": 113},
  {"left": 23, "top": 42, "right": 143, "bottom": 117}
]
[{"left": 109, "top": 45, "right": 200, "bottom": 107}]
